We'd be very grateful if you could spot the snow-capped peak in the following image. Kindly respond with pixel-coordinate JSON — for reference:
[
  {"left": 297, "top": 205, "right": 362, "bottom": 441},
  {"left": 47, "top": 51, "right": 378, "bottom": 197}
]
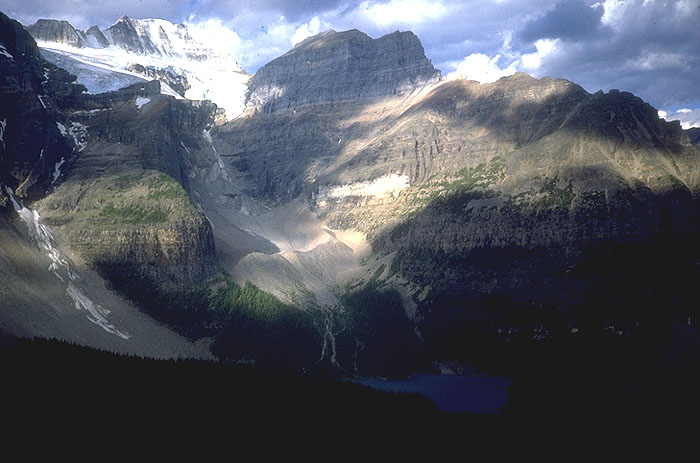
[{"left": 29, "top": 16, "right": 250, "bottom": 119}]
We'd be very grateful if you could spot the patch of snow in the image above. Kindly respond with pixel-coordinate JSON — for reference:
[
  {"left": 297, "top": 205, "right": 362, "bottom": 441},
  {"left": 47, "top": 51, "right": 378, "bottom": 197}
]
[
  {"left": 0, "top": 45, "right": 13, "bottom": 60},
  {"left": 0, "top": 118, "right": 6, "bottom": 150},
  {"left": 135, "top": 97, "right": 151, "bottom": 109},
  {"left": 67, "top": 283, "right": 130, "bottom": 340},
  {"left": 37, "top": 95, "right": 48, "bottom": 109},
  {"left": 317, "top": 174, "right": 410, "bottom": 202},
  {"left": 203, "top": 128, "right": 230, "bottom": 181},
  {"left": 160, "top": 82, "right": 184, "bottom": 99},
  {"left": 53, "top": 158, "right": 65, "bottom": 183},
  {"left": 56, "top": 122, "right": 67, "bottom": 136},
  {"left": 68, "top": 122, "right": 88, "bottom": 151}
]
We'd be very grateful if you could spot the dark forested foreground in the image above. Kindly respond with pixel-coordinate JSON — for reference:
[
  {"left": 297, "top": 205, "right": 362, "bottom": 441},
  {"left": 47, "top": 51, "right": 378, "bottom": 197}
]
[
  {"left": 0, "top": 336, "right": 470, "bottom": 432},
  {"left": 3, "top": 335, "right": 699, "bottom": 438}
]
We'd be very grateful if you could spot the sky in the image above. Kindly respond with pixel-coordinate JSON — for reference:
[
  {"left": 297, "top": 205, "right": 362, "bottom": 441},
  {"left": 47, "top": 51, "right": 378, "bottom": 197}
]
[{"left": 3, "top": 0, "right": 700, "bottom": 127}]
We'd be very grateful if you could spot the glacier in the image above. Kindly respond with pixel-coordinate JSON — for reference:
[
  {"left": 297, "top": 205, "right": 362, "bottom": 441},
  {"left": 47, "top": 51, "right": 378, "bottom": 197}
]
[{"left": 34, "top": 16, "right": 251, "bottom": 119}]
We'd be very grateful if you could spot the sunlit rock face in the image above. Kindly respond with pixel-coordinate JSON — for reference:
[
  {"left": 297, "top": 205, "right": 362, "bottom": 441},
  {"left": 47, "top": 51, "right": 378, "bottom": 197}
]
[{"left": 246, "top": 29, "right": 441, "bottom": 113}]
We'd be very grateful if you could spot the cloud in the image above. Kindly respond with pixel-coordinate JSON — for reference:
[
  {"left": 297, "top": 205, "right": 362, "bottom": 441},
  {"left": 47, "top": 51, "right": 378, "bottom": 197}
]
[
  {"left": 357, "top": 0, "right": 450, "bottom": 26},
  {"left": 192, "top": 0, "right": 347, "bottom": 22},
  {"left": 511, "top": 0, "right": 700, "bottom": 108},
  {"left": 291, "top": 16, "right": 322, "bottom": 46},
  {"left": 185, "top": 17, "right": 242, "bottom": 54},
  {"left": 520, "top": 38, "right": 558, "bottom": 71},
  {"left": 446, "top": 53, "right": 517, "bottom": 83},
  {"left": 519, "top": 0, "right": 607, "bottom": 43},
  {"left": 660, "top": 108, "right": 700, "bottom": 130}
]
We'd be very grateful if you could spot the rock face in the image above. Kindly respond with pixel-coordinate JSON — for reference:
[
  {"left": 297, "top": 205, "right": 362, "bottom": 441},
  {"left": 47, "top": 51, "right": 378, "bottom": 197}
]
[
  {"left": 218, "top": 57, "right": 700, "bottom": 365},
  {"left": 126, "top": 64, "right": 190, "bottom": 96},
  {"left": 40, "top": 80, "right": 220, "bottom": 287},
  {"left": 6, "top": 8, "right": 700, "bottom": 374},
  {"left": 2, "top": 10, "right": 220, "bottom": 289},
  {"left": 85, "top": 25, "right": 110, "bottom": 48},
  {"left": 27, "top": 19, "right": 84, "bottom": 47},
  {"left": 246, "top": 29, "right": 440, "bottom": 113},
  {"left": 687, "top": 127, "right": 700, "bottom": 147},
  {"left": 104, "top": 16, "right": 161, "bottom": 56},
  {"left": 1, "top": 9, "right": 223, "bottom": 357},
  {"left": 0, "top": 11, "right": 85, "bottom": 205}
]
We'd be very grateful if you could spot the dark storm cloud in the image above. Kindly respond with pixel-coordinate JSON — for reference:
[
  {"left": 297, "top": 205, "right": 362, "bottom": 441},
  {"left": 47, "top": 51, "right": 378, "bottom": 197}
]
[
  {"left": 518, "top": 0, "right": 607, "bottom": 42},
  {"left": 516, "top": 0, "right": 700, "bottom": 109}
]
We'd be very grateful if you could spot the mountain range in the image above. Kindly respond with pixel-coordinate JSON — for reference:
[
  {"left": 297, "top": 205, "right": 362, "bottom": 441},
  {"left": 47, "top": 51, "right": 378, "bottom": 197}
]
[
  {"left": 26, "top": 16, "right": 249, "bottom": 119},
  {"left": 2, "top": 8, "right": 700, "bottom": 409}
]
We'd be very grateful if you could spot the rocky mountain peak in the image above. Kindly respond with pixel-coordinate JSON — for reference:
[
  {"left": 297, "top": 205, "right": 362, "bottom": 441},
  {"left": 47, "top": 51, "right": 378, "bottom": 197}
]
[
  {"left": 246, "top": 28, "right": 441, "bottom": 113},
  {"left": 27, "top": 19, "right": 84, "bottom": 47},
  {"left": 105, "top": 15, "right": 160, "bottom": 56},
  {"left": 85, "top": 25, "right": 110, "bottom": 48}
]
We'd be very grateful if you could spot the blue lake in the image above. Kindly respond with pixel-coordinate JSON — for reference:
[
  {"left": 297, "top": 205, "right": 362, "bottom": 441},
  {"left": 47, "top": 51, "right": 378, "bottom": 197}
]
[{"left": 355, "top": 374, "right": 512, "bottom": 414}]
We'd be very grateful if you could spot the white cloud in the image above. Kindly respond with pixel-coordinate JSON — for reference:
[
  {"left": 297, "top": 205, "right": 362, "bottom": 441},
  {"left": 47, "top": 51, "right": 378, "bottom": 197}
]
[
  {"left": 185, "top": 17, "right": 242, "bottom": 55},
  {"left": 291, "top": 17, "right": 322, "bottom": 46},
  {"left": 359, "top": 0, "right": 449, "bottom": 26},
  {"left": 446, "top": 53, "right": 517, "bottom": 83},
  {"left": 521, "top": 38, "right": 557, "bottom": 71},
  {"left": 659, "top": 108, "right": 700, "bottom": 129}
]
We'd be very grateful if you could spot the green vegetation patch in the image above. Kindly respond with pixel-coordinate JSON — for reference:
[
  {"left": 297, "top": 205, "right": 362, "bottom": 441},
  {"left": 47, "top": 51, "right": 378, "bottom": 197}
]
[
  {"left": 403, "top": 155, "right": 505, "bottom": 216},
  {"left": 447, "top": 155, "right": 506, "bottom": 192},
  {"left": 96, "top": 259, "right": 322, "bottom": 371},
  {"left": 536, "top": 178, "right": 575, "bottom": 209},
  {"left": 91, "top": 172, "right": 195, "bottom": 224},
  {"left": 100, "top": 204, "right": 169, "bottom": 224},
  {"left": 505, "top": 177, "right": 575, "bottom": 210},
  {"left": 211, "top": 282, "right": 322, "bottom": 371},
  {"left": 146, "top": 173, "right": 188, "bottom": 201}
]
